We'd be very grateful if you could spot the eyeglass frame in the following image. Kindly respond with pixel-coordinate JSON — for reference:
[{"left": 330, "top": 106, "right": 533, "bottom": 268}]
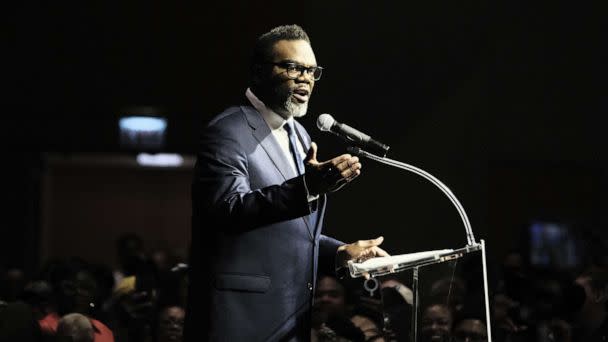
[{"left": 265, "top": 61, "right": 324, "bottom": 81}]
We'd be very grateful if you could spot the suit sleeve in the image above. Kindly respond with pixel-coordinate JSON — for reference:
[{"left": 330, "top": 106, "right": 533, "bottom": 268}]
[
  {"left": 193, "top": 121, "right": 312, "bottom": 231},
  {"left": 318, "top": 234, "right": 344, "bottom": 276}
]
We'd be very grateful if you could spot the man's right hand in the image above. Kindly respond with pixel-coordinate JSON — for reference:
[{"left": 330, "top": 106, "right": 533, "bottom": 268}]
[{"left": 304, "top": 142, "right": 362, "bottom": 195}]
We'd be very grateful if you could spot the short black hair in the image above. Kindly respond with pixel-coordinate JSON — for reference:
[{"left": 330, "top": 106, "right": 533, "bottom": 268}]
[{"left": 250, "top": 24, "right": 311, "bottom": 83}]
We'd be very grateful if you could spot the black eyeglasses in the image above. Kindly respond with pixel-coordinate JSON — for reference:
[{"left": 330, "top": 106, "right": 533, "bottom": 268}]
[{"left": 268, "top": 62, "right": 323, "bottom": 81}]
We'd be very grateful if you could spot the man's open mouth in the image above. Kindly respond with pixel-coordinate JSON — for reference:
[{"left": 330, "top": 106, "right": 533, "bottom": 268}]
[{"left": 292, "top": 88, "right": 310, "bottom": 103}]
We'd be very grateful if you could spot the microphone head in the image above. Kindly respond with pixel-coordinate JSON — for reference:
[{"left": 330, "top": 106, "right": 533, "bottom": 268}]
[{"left": 317, "top": 113, "right": 335, "bottom": 132}]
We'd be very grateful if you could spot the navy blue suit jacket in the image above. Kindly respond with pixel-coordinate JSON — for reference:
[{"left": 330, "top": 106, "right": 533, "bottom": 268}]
[{"left": 186, "top": 105, "right": 343, "bottom": 341}]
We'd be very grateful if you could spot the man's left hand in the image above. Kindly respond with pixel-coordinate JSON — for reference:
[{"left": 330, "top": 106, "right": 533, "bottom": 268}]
[{"left": 337, "top": 236, "right": 390, "bottom": 266}]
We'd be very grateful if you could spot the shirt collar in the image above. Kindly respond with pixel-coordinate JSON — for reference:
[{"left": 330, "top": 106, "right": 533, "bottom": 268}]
[{"left": 245, "top": 88, "right": 293, "bottom": 131}]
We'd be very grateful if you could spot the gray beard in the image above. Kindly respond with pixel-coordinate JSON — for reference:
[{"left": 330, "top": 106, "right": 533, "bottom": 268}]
[
  {"left": 281, "top": 97, "right": 308, "bottom": 118},
  {"left": 269, "top": 88, "right": 308, "bottom": 119}
]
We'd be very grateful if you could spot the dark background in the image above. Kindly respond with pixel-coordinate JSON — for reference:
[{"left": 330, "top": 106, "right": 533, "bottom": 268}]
[{"left": 5, "top": 1, "right": 606, "bottom": 277}]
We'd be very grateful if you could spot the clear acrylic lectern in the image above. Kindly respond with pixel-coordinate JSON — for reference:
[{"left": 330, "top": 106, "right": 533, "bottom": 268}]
[{"left": 347, "top": 147, "right": 492, "bottom": 342}]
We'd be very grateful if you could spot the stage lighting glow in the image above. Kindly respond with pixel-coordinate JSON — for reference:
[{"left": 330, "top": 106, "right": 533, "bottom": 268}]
[
  {"left": 136, "top": 153, "right": 183, "bottom": 167},
  {"left": 119, "top": 114, "right": 167, "bottom": 151},
  {"left": 119, "top": 116, "right": 167, "bottom": 132}
]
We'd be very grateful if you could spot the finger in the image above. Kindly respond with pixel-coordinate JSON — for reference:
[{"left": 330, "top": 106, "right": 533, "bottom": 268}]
[
  {"left": 340, "top": 168, "right": 355, "bottom": 179},
  {"left": 335, "top": 159, "right": 349, "bottom": 172},
  {"left": 335, "top": 157, "right": 360, "bottom": 171},
  {"left": 331, "top": 154, "right": 352, "bottom": 167},
  {"left": 342, "top": 163, "right": 362, "bottom": 178},
  {"left": 356, "top": 236, "right": 384, "bottom": 248},
  {"left": 373, "top": 246, "right": 390, "bottom": 257},
  {"left": 336, "top": 161, "right": 361, "bottom": 179},
  {"left": 340, "top": 168, "right": 361, "bottom": 184},
  {"left": 305, "top": 142, "right": 318, "bottom": 163},
  {"left": 341, "top": 156, "right": 359, "bottom": 168}
]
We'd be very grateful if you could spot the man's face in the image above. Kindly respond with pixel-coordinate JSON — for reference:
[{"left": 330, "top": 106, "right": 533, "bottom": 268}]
[
  {"left": 313, "top": 276, "right": 346, "bottom": 318},
  {"left": 260, "top": 39, "right": 317, "bottom": 119}
]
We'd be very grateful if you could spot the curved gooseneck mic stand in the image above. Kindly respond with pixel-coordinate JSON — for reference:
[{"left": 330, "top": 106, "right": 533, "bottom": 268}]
[
  {"left": 347, "top": 146, "right": 492, "bottom": 342},
  {"left": 349, "top": 147, "right": 476, "bottom": 246}
]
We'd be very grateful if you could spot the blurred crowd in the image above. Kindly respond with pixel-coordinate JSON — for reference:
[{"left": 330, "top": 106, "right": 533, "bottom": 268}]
[
  {"left": 309, "top": 228, "right": 608, "bottom": 342},
  {"left": 1, "top": 229, "right": 607, "bottom": 342},
  {"left": 1, "top": 234, "right": 187, "bottom": 342}
]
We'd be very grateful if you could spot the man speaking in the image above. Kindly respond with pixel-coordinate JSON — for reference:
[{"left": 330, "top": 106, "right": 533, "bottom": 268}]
[{"left": 186, "top": 24, "right": 389, "bottom": 341}]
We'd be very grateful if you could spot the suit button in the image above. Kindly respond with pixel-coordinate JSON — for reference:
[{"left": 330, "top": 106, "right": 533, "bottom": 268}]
[{"left": 307, "top": 282, "right": 313, "bottom": 291}]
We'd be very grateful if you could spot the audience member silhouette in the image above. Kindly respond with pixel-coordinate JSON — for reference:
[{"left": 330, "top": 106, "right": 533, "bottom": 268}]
[{"left": 572, "top": 267, "right": 608, "bottom": 341}]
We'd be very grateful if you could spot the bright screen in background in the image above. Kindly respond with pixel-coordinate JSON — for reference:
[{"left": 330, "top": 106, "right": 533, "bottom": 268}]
[{"left": 529, "top": 221, "right": 579, "bottom": 270}]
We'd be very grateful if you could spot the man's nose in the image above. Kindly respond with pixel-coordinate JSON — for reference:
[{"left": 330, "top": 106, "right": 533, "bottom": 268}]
[{"left": 295, "top": 72, "right": 313, "bottom": 83}]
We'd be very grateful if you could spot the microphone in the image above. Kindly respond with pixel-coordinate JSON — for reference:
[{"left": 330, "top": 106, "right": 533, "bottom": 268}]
[{"left": 317, "top": 114, "right": 390, "bottom": 157}]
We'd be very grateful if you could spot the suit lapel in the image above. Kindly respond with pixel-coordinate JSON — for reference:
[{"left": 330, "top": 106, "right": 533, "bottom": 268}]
[
  {"left": 243, "top": 107, "right": 318, "bottom": 241},
  {"left": 242, "top": 106, "right": 297, "bottom": 181}
]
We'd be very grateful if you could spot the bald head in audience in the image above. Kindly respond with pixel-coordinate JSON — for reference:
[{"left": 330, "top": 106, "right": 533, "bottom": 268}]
[{"left": 56, "top": 313, "right": 94, "bottom": 342}]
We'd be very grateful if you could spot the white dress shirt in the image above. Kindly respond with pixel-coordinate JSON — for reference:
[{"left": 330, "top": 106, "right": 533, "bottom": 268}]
[
  {"left": 246, "top": 88, "right": 319, "bottom": 202},
  {"left": 245, "top": 88, "right": 307, "bottom": 176}
]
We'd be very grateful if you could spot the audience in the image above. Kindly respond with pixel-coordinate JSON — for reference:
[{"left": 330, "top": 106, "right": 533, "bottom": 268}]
[
  {"left": 39, "top": 258, "right": 115, "bottom": 341},
  {"left": 2, "top": 226, "right": 608, "bottom": 342}
]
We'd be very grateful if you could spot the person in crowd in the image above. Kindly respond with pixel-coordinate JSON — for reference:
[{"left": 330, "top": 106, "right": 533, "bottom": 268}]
[
  {"left": 452, "top": 316, "right": 488, "bottom": 342},
  {"left": 380, "top": 278, "right": 412, "bottom": 342},
  {"left": 350, "top": 307, "right": 386, "bottom": 342},
  {"left": 113, "top": 234, "right": 146, "bottom": 289},
  {"left": 313, "top": 274, "right": 387, "bottom": 341},
  {"left": 428, "top": 276, "right": 467, "bottom": 319},
  {"left": 109, "top": 274, "right": 157, "bottom": 342},
  {"left": 313, "top": 315, "right": 366, "bottom": 342},
  {"left": 157, "top": 305, "right": 185, "bottom": 342},
  {"left": 56, "top": 313, "right": 95, "bottom": 342},
  {"left": 419, "top": 303, "right": 453, "bottom": 342},
  {"left": 21, "top": 280, "right": 55, "bottom": 322},
  {"left": 41, "top": 259, "right": 114, "bottom": 342},
  {"left": 572, "top": 267, "right": 608, "bottom": 341},
  {"left": 313, "top": 275, "right": 350, "bottom": 323}
]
